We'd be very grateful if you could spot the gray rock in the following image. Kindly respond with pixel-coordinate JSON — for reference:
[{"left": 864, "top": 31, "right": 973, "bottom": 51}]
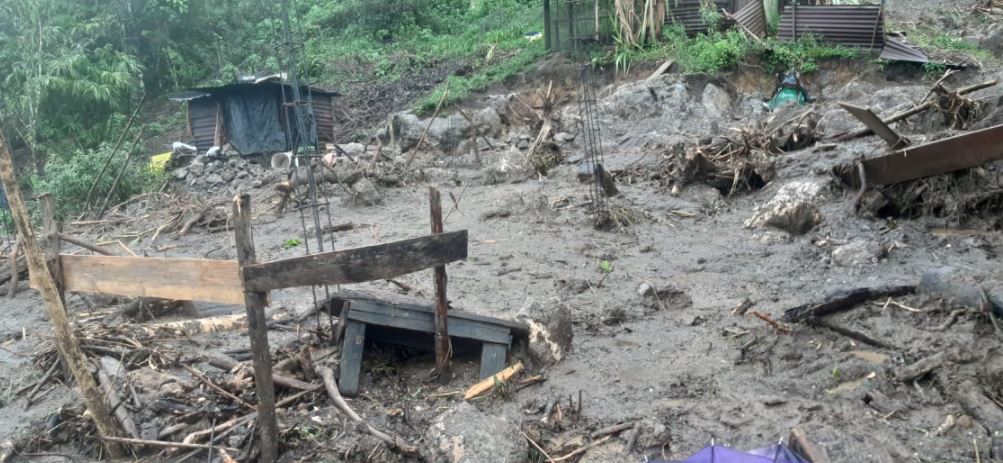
[
  {"left": 983, "top": 28, "right": 1003, "bottom": 57},
  {"left": 831, "top": 239, "right": 885, "bottom": 267},
  {"left": 188, "top": 162, "right": 205, "bottom": 177},
  {"left": 919, "top": 267, "right": 1003, "bottom": 316},
  {"left": 337, "top": 142, "right": 366, "bottom": 158},
  {"left": 702, "top": 83, "right": 733, "bottom": 120},
  {"left": 426, "top": 402, "right": 526, "bottom": 463},
  {"left": 206, "top": 173, "right": 224, "bottom": 186},
  {"left": 516, "top": 139, "right": 530, "bottom": 150},
  {"left": 522, "top": 304, "right": 573, "bottom": 367},
  {"left": 472, "top": 107, "right": 504, "bottom": 137},
  {"left": 343, "top": 177, "right": 381, "bottom": 207},
  {"left": 174, "top": 168, "right": 189, "bottom": 180},
  {"left": 554, "top": 132, "right": 576, "bottom": 142},
  {"left": 745, "top": 180, "right": 828, "bottom": 235},
  {"left": 637, "top": 282, "right": 655, "bottom": 297}
]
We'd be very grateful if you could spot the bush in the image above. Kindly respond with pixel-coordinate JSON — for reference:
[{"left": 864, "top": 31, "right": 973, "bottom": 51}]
[
  {"left": 32, "top": 144, "right": 166, "bottom": 220},
  {"left": 762, "top": 35, "right": 859, "bottom": 74}
]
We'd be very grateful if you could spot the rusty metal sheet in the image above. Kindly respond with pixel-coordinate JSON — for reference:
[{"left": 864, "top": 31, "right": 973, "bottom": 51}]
[
  {"left": 733, "top": 0, "right": 767, "bottom": 38},
  {"left": 838, "top": 102, "right": 909, "bottom": 149},
  {"left": 666, "top": 0, "right": 736, "bottom": 35},
  {"left": 879, "top": 36, "right": 929, "bottom": 63},
  {"left": 778, "top": 5, "right": 884, "bottom": 49},
  {"left": 862, "top": 123, "right": 1003, "bottom": 186}
]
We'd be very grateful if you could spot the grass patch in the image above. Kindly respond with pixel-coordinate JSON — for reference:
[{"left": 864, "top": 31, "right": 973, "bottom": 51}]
[{"left": 908, "top": 29, "right": 996, "bottom": 63}]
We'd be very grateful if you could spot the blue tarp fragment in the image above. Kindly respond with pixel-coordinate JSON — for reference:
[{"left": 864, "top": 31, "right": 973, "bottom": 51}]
[{"left": 654, "top": 444, "right": 810, "bottom": 463}]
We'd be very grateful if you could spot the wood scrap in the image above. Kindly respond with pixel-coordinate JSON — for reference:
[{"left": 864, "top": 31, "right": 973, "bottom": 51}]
[
  {"left": 789, "top": 427, "right": 831, "bottom": 463},
  {"left": 646, "top": 60, "right": 675, "bottom": 81},
  {"left": 782, "top": 285, "right": 915, "bottom": 323},
  {"left": 101, "top": 436, "right": 241, "bottom": 453},
  {"left": 624, "top": 422, "right": 642, "bottom": 454},
  {"left": 200, "top": 353, "right": 319, "bottom": 391},
  {"left": 6, "top": 240, "right": 19, "bottom": 298},
  {"left": 750, "top": 310, "right": 791, "bottom": 334},
  {"left": 553, "top": 435, "right": 612, "bottom": 462},
  {"left": 96, "top": 357, "right": 141, "bottom": 439},
  {"left": 896, "top": 351, "right": 946, "bottom": 382},
  {"left": 590, "top": 421, "right": 636, "bottom": 439},
  {"left": 145, "top": 314, "right": 248, "bottom": 336},
  {"left": 809, "top": 319, "right": 899, "bottom": 350},
  {"left": 464, "top": 362, "right": 523, "bottom": 400},
  {"left": 57, "top": 234, "right": 114, "bottom": 256}
]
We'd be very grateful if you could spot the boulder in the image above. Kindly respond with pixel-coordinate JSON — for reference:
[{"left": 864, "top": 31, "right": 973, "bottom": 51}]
[
  {"left": 983, "top": 28, "right": 1003, "bottom": 57},
  {"left": 336, "top": 142, "right": 366, "bottom": 158},
  {"left": 425, "top": 402, "right": 527, "bottom": 463},
  {"left": 188, "top": 161, "right": 205, "bottom": 177},
  {"left": 428, "top": 115, "right": 473, "bottom": 154},
  {"left": 343, "top": 178, "right": 382, "bottom": 207},
  {"left": 517, "top": 303, "right": 573, "bottom": 368},
  {"left": 744, "top": 180, "right": 828, "bottom": 235},
  {"left": 702, "top": 83, "right": 733, "bottom": 120},
  {"left": 472, "top": 107, "right": 505, "bottom": 137},
  {"left": 554, "top": 132, "right": 576, "bottom": 143},
  {"left": 174, "top": 168, "right": 189, "bottom": 180},
  {"left": 831, "top": 239, "right": 885, "bottom": 267}
]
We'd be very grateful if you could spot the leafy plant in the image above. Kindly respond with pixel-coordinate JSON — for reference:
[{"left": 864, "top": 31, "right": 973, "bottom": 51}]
[
  {"left": 283, "top": 238, "right": 303, "bottom": 249},
  {"left": 599, "top": 260, "right": 614, "bottom": 274},
  {"left": 762, "top": 35, "right": 859, "bottom": 74}
]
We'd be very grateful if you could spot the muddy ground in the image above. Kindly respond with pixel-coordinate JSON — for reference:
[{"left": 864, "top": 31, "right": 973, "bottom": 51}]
[{"left": 2, "top": 2, "right": 1003, "bottom": 463}]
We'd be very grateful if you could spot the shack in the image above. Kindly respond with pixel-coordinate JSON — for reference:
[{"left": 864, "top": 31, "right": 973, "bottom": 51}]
[{"left": 170, "top": 78, "right": 338, "bottom": 156}]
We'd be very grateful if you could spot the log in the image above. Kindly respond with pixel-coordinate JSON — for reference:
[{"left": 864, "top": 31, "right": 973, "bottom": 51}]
[
  {"left": 145, "top": 314, "right": 248, "bottom": 336},
  {"left": 241, "top": 230, "right": 468, "bottom": 292},
  {"left": 646, "top": 60, "right": 675, "bottom": 81},
  {"left": 200, "top": 353, "right": 318, "bottom": 391},
  {"left": 464, "top": 362, "right": 523, "bottom": 400},
  {"left": 102, "top": 436, "right": 240, "bottom": 453},
  {"left": 57, "top": 233, "right": 114, "bottom": 256},
  {"left": 782, "top": 285, "right": 915, "bottom": 323},
  {"left": 590, "top": 421, "right": 636, "bottom": 439},
  {"left": 96, "top": 357, "right": 141, "bottom": 439},
  {"left": 0, "top": 131, "right": 126, "bottom": 456},
  {"left": 789, "top": 427, "right": 831, "bottom": 463},
  {"left": 624, "top": 422, "right": 642, "bottom": 454},
  {"left": 232, "top": 194, "right": 278, "bottom": 463}
]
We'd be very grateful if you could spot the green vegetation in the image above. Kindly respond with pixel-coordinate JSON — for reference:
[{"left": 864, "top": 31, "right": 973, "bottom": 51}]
[
  {"left": 761, "top": 35, "right": 859, "bottom": 74},
  {"left": 283, "top": 238, "right": 303, "bottom": 249},
  {"left": 909, "top": 29, "right": 996, "bottom": 63}
]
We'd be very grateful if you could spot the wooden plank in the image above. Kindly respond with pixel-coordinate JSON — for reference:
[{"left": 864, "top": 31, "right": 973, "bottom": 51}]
[
  {"left": 838, "top": 102, "right": 908, "bottom": 148},
  {"left": 646, "top": 60, "right": 676, "bottom": 81},
  {"left": 242, "top": 230, "right": 468, "bottom": 292},
  {"left": 232, "top": 194, "right": 278, "bottom": 463},
  {"left": 347, "top": 301, "right": 512, "bottom": 345},
  {"left": 339, "top": 320, "right": 366, "bottom": 397},
  {"left": 480, "top": 343, "right": 508, "bottom": 379},
  {"left": 58, "top": 255, "right": 244, "bottom": 305},
  {"left": 861, "top": 123, "right": 1003, "bottom": 186},
  {"left": 464, "top": 362, "right": 523, "bottom": 400}
]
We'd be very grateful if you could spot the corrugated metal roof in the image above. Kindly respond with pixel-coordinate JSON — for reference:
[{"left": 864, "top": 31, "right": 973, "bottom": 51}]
[
  {"left": 666, "top": 0, "right": 737, "bottom": 35},
  {"left": 732, "top": 0, "right": 767, "bottom": 39},
  {"left": 879, "top": 36, "right": 929, "bottom": 63},
  {"left": 169, "top": 80, "right": 338, "bottom": 102},
  {"left": 778, "top": 5, "right": 885, "bottom": 49}
]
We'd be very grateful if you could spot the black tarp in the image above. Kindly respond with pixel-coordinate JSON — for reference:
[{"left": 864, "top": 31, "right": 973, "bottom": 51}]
[{"left": 222, "top": 88, "right": 288, "bottom": 155}]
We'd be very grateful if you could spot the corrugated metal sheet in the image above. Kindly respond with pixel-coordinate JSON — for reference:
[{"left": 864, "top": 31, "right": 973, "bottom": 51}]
[
  {"left": 666, "top": 0, "right": 737, "bottom": 35},
  {"left": 733, "top": 0, "right": 767, "bottom": 38},
  {"left": 312, "top": 94, "right": 335, "bottom": 144},
  {"left": 189, "top": 98, "right": 218, "bottom": 152},
  {"left": 879, "top": 36, "right": 929, "bottom": 63},
  {"left": 778, "top": 5, "right": 885, "bottom": 49}
]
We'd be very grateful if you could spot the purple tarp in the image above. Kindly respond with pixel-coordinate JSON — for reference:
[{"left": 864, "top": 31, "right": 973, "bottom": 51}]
[{"left": 654, "top": 444, "right": 810, "bottom": 463}]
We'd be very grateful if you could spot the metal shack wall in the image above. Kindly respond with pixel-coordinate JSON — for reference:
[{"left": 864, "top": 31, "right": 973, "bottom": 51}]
[{"left": 778, "top": 5, "right": 884, "bottom": 49}]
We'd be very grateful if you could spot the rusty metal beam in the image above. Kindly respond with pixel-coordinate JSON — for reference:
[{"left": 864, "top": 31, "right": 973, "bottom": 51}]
[
  {"left": 862, "top": 123, "right": 1003, "bottom": 186},
  {"left": 838, "top": 102, "right": 909, "bottom": 149}
]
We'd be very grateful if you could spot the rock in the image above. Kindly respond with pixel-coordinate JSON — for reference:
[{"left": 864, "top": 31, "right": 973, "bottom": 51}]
[
  {"left": 343, "top": 178, "right": 382, "bottom": 207},
  {"left": 206, "top": 173, "right": 224, "bottom": 186},
  {"left": 744, "top": 180, "right": 828, "bottom": 235},
  {"left": 428, "top": 115, "right": 472, "bottom": 154},
  {"left": 519, "top": 304, "right": 573, "bottom": 367},
  {"left": 174, "top": 168, "right": 189, "bottom": 180},
  {"left": 702, "top": 83, "right": 733, "bottom": 120},
  {"left": 554, "top": 132, "right": 576, "bottom": 142},
  {"left": 637, "top": 282, "right": 655, "bottom": 297},
  {"left": 338, "top": 142, "right": 366, "bottom": 158},
  {"left": 831, "top": 239, "right": 885, "bottom": 267},
  {"left": 918, "top": 266, "right": 1003, "bottom": 316},
  {"left": 188, "top": 161, "right": 205, "bottom": 177},
  {"left": 426, "top": 402, "right": 527, "bottom": 463},
  {"left": 983, "top": 28, "right": 1003, "bottom": 57},
  {"left": 517, "top": 139, "right": 530, "bottom": 150},
  {"left": 472, "top": 107, "right": 504, "bottom": 137}
]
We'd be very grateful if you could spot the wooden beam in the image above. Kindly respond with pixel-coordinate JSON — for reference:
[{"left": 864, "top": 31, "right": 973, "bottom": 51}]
[
  {"left": 242, "top": 230, "right": 468, "bottom": 292},
  {"left": 0, "top": 131, "right": 126, "bottom": 456},
  {"left": 429, "top": 187, "right": 450, "bottom": 374},
  {"left": 861, "top": 123, "right": 1003, "bottom": 186},
  {"left": 232, "top": 194, "right": 278, "bottom": 463},
  {"left": 57, "top": 255, "right": 244, "bottom": 304}
]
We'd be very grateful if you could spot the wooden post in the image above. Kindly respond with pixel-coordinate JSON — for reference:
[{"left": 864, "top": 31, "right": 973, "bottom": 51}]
[
  {"left": 232, "top": 194, "right": 279, "bottom": 463},
  {"left": 544, "top": 0, "right": 552, "bottom": 50},
  {"left": 39, "top": 194, "right": 63, "bottom": 295},
  {"left": 429, "top": 187, "right": 450, "bottom": 374},
  {"left": 0, "top": 132, "right": 126, "bottom": 457}
]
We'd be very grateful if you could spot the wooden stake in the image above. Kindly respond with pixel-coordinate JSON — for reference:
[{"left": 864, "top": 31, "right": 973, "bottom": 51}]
[
  {"left": 0, "top": 132, "right": 126, "bottom": 457},
  {"left": 429, "top": 187, "right": 450, "bottom": 374},
  {"left": 232, "top": 194, "right": 278, "bottom": 463},
  {"left": 7, "top": 239, "right": 18, "bottom": 298}
]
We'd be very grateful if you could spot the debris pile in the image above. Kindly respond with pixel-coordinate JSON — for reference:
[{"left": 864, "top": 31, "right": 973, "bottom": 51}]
[{"left": 176, "top": 156, "right": 277, "bottom": 191}]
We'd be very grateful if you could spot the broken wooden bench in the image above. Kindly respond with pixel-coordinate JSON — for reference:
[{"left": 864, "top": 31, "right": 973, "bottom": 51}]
[{"left": 325, "top": 289, "right": 529, "bottom": 396}]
